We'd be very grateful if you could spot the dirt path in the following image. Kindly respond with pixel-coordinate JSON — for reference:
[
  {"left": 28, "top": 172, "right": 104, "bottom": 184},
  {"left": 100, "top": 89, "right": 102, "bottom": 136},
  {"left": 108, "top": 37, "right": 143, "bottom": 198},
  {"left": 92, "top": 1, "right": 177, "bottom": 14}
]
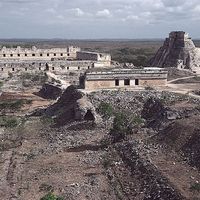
[{"left": 168, "top": 75, "right": 199, "bottom": 84}]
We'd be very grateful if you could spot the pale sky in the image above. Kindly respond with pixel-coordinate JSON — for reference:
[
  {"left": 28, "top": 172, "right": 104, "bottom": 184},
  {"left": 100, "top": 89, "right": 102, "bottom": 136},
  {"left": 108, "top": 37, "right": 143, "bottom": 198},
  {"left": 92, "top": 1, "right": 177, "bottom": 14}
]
[{"left": 0, "top": 0, "right": 200, "bottom": 39}]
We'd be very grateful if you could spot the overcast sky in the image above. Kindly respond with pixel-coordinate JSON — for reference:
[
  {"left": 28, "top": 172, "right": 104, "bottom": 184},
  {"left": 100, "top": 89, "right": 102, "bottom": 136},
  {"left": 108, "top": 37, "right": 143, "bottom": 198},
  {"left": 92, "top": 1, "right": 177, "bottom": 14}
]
[{"left": 0, "top": 0, "right": 200, "bottom": 39}]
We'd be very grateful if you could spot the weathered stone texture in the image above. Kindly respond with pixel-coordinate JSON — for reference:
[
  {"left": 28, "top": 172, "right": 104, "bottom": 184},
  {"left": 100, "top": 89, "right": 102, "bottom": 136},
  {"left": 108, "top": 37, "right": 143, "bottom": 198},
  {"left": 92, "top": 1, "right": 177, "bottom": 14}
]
[
  {"left": 83, "top": 68, "right": 168, "bottom": 90},
  {"left": 148, "top": 31, "right": 200, "bottom": 72}
]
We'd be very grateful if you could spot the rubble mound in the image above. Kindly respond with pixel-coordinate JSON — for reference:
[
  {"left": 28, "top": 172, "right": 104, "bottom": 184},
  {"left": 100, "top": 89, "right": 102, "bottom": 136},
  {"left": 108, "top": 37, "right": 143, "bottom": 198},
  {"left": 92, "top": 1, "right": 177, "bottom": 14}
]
[
  {"left": 35, "top": 83, "right": 63, "bottom": 100},
  {"left": 44, "top": 85, "right": 100, "bottom": 125},
  {"left": 115, "top": 142, "right": 184, "bottom": 200},
  {"left": 148, "top": 31, "right": 200, "bottom": 72},
  {"left": 141, "top": 97, "right": 166, "bottom": 128},
  {"left": 157, "top": 116, "right": 200, "bottom": 169},
  {"left": 74, "top": 97, "right": 101, "bottom": 122}
]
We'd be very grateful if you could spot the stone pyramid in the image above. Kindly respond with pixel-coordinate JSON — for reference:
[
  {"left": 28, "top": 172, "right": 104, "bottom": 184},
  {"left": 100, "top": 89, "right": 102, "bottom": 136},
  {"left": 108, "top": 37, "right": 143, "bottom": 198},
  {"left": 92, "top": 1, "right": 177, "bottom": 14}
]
[{"left": 148, "top": 31, "right": 200, "bottom": 73}]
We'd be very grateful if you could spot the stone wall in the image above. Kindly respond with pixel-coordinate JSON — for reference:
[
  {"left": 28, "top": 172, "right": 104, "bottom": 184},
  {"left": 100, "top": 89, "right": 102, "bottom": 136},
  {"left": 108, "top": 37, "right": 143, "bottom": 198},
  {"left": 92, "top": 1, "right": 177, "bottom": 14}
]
[
  {"left": 83, "top": 68, "right": 168, "bottom": 90},
  {"left": 0, "top": 60, "right": 95, "bottom": 76},
  {"left": 0, "top": 46, "right": 80, "bottom": 61},
  {"left": 77, "top": 51, "right": 111, "bottom": 67}
]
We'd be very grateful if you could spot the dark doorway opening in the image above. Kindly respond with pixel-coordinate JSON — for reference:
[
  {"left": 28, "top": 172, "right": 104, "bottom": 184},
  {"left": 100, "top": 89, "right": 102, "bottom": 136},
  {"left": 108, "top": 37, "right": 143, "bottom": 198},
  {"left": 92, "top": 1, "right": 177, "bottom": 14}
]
[
  {"left": 115, "top": 79, "right": 119, "bottom": 86},
  {"left": 124, "top": 79, "right": 130, "bottom": 86},
  {"left": 135, "top": 79, "right": 139, "bottom": 85},
  {"left": 84, "top": 110, "right": 95, "bottom": 121},
  {"left": 45, "top": 63, "right": 49, "bottom": 71}
]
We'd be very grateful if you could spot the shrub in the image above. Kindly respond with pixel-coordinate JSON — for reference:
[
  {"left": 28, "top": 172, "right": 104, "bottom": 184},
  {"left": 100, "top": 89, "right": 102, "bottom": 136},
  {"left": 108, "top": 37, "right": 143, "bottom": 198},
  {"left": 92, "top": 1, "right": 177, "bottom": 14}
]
[
  {"left": 0, "top": 81, "right": 3, "bottom": 88},
  {"left": 0, "top": 116, "right": 19, "bottom": 128},
  {"left": 110, "top": 112, "right": 144, "bottom": 142},
  {"left": 110, "top": 112, "right": 131, "bottom": 142},
  {"left": 0, "top": 99, "right": 31, "bottom": 110},
  {"left": 40, "top": 192, "right": 64, "bottom": 200},
  {"left": 40, "top": 116, "right": 55, "bottom": 125},
  {"left": 97, "top": 102, "right": 114, "bottom": 119},
  {"left": 190, "top": 183, "right": 200, "bottom": 192}
]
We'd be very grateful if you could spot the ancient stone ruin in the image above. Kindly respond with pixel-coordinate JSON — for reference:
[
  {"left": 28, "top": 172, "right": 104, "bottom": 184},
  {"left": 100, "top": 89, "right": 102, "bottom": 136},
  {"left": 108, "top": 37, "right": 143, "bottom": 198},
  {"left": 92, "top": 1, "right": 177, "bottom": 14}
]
[
  {"left": 81, "top": 68, "right": 168, "bottom": 90},
  {"left": 0, "top": 46, "right": 111, "bottom": 76},
  {"left": 148, "top": 31, "right": 200, "bottom": 72}
]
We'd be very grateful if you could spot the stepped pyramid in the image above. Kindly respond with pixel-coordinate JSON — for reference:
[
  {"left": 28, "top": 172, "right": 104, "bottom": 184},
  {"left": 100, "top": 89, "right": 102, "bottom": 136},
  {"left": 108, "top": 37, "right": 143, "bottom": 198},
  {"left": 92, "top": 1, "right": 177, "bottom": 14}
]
[{"left": 148, "top": 31, "right": 200, "bottom": 72}]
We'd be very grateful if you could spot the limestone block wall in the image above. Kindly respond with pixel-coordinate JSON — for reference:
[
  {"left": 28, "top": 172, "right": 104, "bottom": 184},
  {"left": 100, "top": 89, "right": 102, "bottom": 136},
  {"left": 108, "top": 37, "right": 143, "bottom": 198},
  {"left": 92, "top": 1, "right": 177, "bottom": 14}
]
[
  {"left": 0, "top": 46, "right": 80, "bottom": 61},
  {"left": 0, "top": 60, "right": 95, "bottom": 76},
  {"left": 84, "top": 78, "right": 167, "bottom": 90},
  {"left": 77, "top": 51, "right": 111, "bottom": 67},
  {"left": 85, "top": 80, "right": 115, "bottom": 90},
  {"left": 83, "top": 68, "right": 168, "bottom": 90}
]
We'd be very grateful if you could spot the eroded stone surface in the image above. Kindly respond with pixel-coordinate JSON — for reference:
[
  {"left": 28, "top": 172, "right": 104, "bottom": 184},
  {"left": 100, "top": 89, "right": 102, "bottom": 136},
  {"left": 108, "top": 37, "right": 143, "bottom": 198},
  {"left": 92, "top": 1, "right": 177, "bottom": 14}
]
[{"left": 148, "top": 31, "right": 200, "bottom": 72}]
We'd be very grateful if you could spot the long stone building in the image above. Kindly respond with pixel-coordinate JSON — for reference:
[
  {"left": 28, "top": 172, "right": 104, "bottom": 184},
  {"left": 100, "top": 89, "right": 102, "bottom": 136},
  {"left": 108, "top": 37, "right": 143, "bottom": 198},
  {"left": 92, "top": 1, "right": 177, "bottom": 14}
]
[
  {"left": 0, "top": 46, "right": 112, "bottom": 74},
  {"left": 81, "top": 68, "right": 168, "bottom": 90},
  {"left": 0, "top": 46, "right": 80, "bottom": 61}
]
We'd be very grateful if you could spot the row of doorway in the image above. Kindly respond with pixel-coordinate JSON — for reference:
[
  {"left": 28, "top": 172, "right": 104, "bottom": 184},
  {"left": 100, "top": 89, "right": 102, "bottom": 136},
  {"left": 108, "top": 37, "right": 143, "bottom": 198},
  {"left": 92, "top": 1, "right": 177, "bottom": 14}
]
[{"left": 115, "top": 79, "right": 139, "bottom": 86}]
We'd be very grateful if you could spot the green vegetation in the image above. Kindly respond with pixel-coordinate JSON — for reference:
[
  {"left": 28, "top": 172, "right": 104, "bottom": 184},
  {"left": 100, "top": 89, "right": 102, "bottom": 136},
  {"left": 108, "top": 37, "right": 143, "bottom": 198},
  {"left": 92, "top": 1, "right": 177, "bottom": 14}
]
[
  {"left": 98, "top": 102, "right": 114, "bottom": 119},
  {"left": 0, "top": 116, "right": 19, "bottom": 128},
  {"left": 110, "top": 48, "right": 155, "bottom": 66},
  {"left": 40, "top": 116, "right": 55, "bottom": 125},
  {"left": 40, "top": 192, "right": 64, "bottom": 200},
  {"left": 110, "top": 112, "right": 144, "bottom": 142},
  {"left": 0, "top": 81, "right": 3, "bottom": 88},
  {"left": 0, "top": 99, "right": 32, "bottom": 111},
  {"left": 110, "top": 112, "right": 131, "bottom": 142},
  {"left": 190, "top": 183, "right": 200, "bottom": 192}
]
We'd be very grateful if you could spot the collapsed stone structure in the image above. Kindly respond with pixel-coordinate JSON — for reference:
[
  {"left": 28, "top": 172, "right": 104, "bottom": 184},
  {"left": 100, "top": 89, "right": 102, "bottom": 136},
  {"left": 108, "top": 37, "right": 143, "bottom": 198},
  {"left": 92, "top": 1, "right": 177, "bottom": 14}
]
[
  {"left": 0, "top": 46, "right": 111, "bottom": 75},
  {"left": 148, "top": 31, "right": 200, "bottom": 73},
  {"left": 81, "top": 68, "right": 168, "bottom": 90},
  {"left": 42, "top": 85, "right": 101, "bottom": 125}
]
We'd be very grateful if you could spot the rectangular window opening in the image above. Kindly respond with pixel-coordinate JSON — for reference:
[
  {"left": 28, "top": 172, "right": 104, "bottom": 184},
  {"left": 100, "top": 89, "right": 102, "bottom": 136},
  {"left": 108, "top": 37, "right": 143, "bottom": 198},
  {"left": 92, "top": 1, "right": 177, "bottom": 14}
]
[
  {"left": 124, "top": 79, "right": 130, "bottom": 86},
  {"left": 135, "top": 79, "right": 139, "bottom": 86},
  {"left": 115, "top": 79, "right": 119, "bottom": 86}
]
